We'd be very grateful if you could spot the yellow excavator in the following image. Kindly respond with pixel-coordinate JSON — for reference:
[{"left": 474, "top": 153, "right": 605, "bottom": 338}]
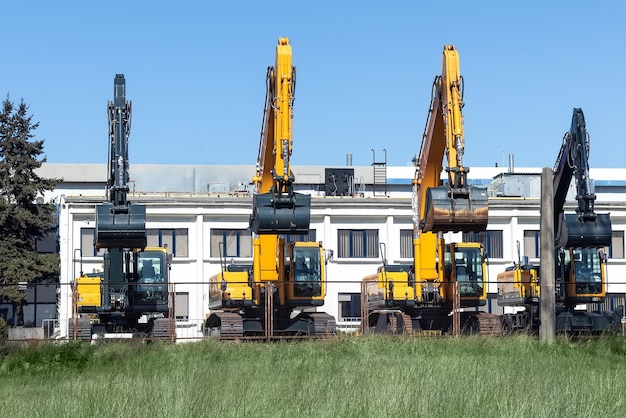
[
  {"left": 497, "top": 108, "right": 616, "bottom": 334},
  {"left": 362, "top": 45, "right": 499, "bottom": 335},
  {"left": 205, "top": 38, "right": 336, "bottom": 339}
]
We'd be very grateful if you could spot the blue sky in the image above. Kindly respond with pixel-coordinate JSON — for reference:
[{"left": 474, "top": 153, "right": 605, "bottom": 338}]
[{"left": 1, "top": 1, "right": 624, "bottom": 169}]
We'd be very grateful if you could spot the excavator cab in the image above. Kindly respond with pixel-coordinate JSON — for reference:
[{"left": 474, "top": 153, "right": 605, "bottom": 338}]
[
  {"left": 133, "top": 249, "right": 170, "bottom": 310},
  {"left": 289, "top": 244, "right": 323, "bottom": 299},
  {"left": 559, "top": 247, "right": 606, "bottom": 302},
  {"left": 444, "top": 243, "right": 487, "bottom": 304},
  {"left": 422, "top": 185, "right": 489, "bottom": 233},
  {"left": 250, "top": 192, "right": 311, "bottom": 235}
]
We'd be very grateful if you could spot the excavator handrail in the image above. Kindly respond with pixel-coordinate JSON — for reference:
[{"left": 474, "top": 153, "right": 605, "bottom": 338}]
[
  {"left": 254, "top": 66, "right": 276, "bottom": 192},
  {"left": 415, "top": 77, "right": 440, "bottom": 184}
]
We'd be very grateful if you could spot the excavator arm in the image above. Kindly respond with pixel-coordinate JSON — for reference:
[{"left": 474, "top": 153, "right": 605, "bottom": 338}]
[
  {"left": 415, "top": 45, "right": 488, "bottom": 234},
  {"left": 95, "top": 74, "right": 146, "bottom": 250},
  {"left": 249, "top": 37, "right": 310, "bottom": 235},
  {"left": 553, "top": 108, "right": 611, "bottom": 248}
]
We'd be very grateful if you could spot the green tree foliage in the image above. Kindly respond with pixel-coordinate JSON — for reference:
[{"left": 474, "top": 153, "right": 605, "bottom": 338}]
[{"left": 0, "top": 95, "right": 61, "bottom": 309}]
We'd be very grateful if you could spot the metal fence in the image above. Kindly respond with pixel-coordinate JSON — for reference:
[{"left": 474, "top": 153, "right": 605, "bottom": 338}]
[{"left": 2, "top": 280, "right": 626, "bottom": 343}]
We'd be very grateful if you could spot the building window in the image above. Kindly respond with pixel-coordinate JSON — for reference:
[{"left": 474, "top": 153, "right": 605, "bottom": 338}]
[
  {"left": 607, "top": 231, "right": 624, "bottom": 259},
  {"left": 37, "top": 230, "right": 58, "bottom": 254},
  {"left": 175, "top": 292, "right": 189, "bottom": 320},
  {"left": 337, "top": 229, "right": 379, "bottom": 258},
  {"left": 80, "top": 228, "right": 105, "bottom": 257},
  {"left": 284, "top": 230, "right": 317, "bottom": 243},
  {"left": 400, "top": 229, "right": 413, "bottom": 258},
  {"left": 463, "top": 230, "right": 503, "bottom": 259},
  {"left": 338, "top": 293, "right": 361, "bottom": 321},
  {"left": 210, "top": 229, "right": 252, "bottom": 258},
  {"left": 523, "top": 230, "right": 540, "bottom": 258},
  {"left": 522, "top": 230, "right": 623, "bottom": 259},
  {"left": 147, "top": 229, "right": 189, "bottom": 257},
  {"left": 81, "top": 228, "right": 188, "bottom": 257}
]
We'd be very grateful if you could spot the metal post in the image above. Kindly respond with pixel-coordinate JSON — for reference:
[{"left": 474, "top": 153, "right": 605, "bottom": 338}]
[
  {"left": 265, "top": 282, "right": 273, "bottom": 341},
  {"left": 540, "top": 167, "right": 556, "bottom": 343},
  {"left": 453, "top": 281, "right": 460, "bottom": 336},
  {"left": 621, "top": 293, "right": 626, "bottom": 337},
  {"left": 360, "top": 280, "right": 367, "bottom": 335},
  {"left": 71, "top": 281, "right": 77, "bottom": 340},
  {"left": 169, "top": 282, "right": 176, "bottom": 342}
]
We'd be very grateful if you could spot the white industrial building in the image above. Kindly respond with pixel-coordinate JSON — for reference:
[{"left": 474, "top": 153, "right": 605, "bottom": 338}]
[{"left": 34, "top": 162, "right": 626, "bottom": 340}]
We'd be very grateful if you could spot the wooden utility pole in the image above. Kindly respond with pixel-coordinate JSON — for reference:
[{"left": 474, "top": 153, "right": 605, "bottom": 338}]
[{"left": 540, "top": 167, "right": 556, "bottom": 343}]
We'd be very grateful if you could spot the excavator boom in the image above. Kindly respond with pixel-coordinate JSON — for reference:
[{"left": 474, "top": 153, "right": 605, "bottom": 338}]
[
  {"left": 249, "top": 38, "right": 310, "bottom": 235},
  {"left": 418, "top": 45, "right": 488, "bottom": 233},
  {"left": 554, "top": 108, "right": 612, "bottom": 248},
  {"left": 95, "top": 74, "right": 146, "bottom": 249}
]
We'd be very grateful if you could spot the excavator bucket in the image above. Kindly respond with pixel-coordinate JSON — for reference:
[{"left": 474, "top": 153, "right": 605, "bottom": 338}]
[
  {"left": 558, "top": 213, "right": 612, "bottom": 248},
  {"left": 422, "top": 186, "right": 489, "bottom": 233},
  {"left": 95, "top": 202, "right": 147, "bottom": 249},
  {"left": 250, "top": 192, "right": 311, "bottom": 235}
]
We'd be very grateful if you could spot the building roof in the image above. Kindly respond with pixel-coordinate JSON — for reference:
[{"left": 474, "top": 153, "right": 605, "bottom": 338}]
[{"left": 37, "top": 163, "right": 626, "bottom": 199}]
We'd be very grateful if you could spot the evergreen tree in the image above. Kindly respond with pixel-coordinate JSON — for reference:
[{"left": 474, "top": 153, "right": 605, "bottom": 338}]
[{"left": 0, "top": 95, "right": 61, "bottom": 325}]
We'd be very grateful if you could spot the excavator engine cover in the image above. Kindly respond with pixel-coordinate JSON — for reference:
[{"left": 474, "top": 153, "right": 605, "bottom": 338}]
[
  {"left": 250, "top": 192, "right": 311, "bottom": 235},
  {"left": 95, "top": 202, "right": 147, "bottom": 249},
  {"left": 422, "top": 186, "right": 489, "bottom": 233},
  {"left": 559, "top": 213, "right": 612, "bottom": 248}
]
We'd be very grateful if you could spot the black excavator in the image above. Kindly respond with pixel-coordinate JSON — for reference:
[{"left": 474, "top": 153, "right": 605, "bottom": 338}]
[
  {"left": 72, "top": 74, "right": 174, "bottom": 341},
  {"left": 498, "top": 108, "right": 616, "bottom": 334}
]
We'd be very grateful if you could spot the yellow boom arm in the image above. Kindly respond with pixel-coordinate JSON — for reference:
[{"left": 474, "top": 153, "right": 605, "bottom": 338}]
[
  {"left": 249, "top": 38, "right": 310, "bottom": 235},
  {"left": 413, "top": 44, "right": 488, "bottom": 235},
  {"left": 412, "top": 45, "right": 489, "bottom": 285}
]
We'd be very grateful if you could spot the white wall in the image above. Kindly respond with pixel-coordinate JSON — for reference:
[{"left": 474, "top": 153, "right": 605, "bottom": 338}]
[{"left": 55, "top": 185, "right": 626, "bottom": 338}]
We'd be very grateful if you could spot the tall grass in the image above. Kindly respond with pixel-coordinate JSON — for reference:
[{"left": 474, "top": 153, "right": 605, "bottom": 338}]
[{"left": 1, "top": 335, "right": 625, "bottom": 418}]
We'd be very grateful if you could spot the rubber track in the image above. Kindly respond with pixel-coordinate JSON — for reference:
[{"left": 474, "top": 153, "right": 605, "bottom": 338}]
[
  {"left": 476, "top": 312, "right": 503, "bottom": 336},
  {"left": 400, "top": 313, "right": 413, "bottom": 335},
  {"left": 372, "top": 310, "right": 413, "bottom": 335},
  {"left": 210, "top": 312, "right": 244, "bottom": 339},
  {"left": 152, "top": 318, "right": 176, "bottom": 341},
  {"left": 388, "top": 312, "right": 413, "bottom": 335},
  {"left": 310, "top": 313, "right": 337, "bottom": 336}
]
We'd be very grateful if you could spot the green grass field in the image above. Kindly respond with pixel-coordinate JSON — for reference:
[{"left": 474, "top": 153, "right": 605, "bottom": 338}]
[{"left": 1, "top": 335, "right": 625, "bottom": 418}]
